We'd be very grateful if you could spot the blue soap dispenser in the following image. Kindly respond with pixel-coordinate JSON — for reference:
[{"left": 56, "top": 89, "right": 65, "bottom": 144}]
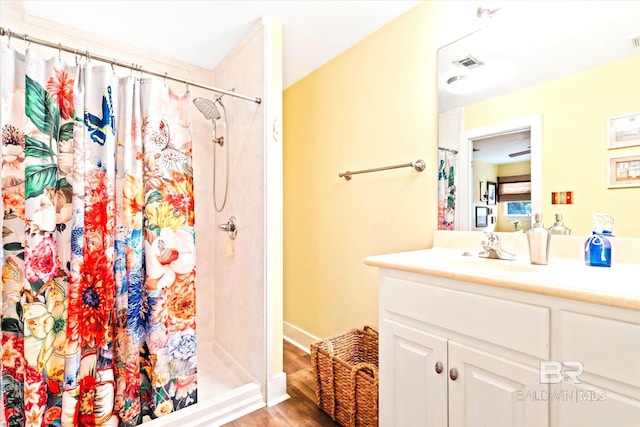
[{"left": 584, "top": 214, "right": 612, "bottom": 267}]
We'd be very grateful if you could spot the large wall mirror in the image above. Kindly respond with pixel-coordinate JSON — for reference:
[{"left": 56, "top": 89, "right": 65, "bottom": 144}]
[{"left": 438, "top": 2, "right": 640, "bottom": 237}]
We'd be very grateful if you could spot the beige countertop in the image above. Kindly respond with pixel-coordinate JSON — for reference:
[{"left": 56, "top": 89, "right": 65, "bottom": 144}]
[{"left": 365, "top": 247, "right": 640, "bottom": 311}]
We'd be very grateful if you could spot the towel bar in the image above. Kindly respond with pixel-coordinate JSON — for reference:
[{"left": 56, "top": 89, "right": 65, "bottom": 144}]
[{"left": 339, "top": 159, "right": 425, "bottom": 181}]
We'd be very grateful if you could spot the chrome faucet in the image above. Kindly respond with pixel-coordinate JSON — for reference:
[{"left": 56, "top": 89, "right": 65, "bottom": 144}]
[{"left": 479, "top": 232, "right": 516, "bottom": 260}]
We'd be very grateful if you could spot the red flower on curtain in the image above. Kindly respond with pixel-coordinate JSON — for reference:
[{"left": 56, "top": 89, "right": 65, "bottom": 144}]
[
  {"left": 77, "top": 250, "right": 115, "bottom": 348},
  {"left": 46, "top": 68, "right": 74, "bottom": 120},
  {"left": 77, "top": 374, "right": 97, "bottom": 426},
  {"left": 85, "top": 170, "right": 113, "bottom": 236},
  {"left": 165, "top": 193, "right": 193, "bottom": 213},
  {"left": 24, "top": 362, "right": 47, "bottom": 421},
  {"left": 43, "top": 406, "right": 62, "bottom": 424}
]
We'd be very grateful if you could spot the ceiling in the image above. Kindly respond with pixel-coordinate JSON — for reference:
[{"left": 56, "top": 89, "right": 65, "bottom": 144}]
[
  {"left": 14, "top": 1, "right": 640, "bottom": 95},
  {"left": 438, "top": 1, "right": 640, "bottom": 113},
  {"left": 439, "top": 1, "right": 640, "bottom": 165},
  {"left": 472, "top": 130, "right": 531, "bottom": 165},
  {"left": 14, "top": 1, "right": 640, "bottom": 167},
  {"left": 21, "top": 0, "right": 421, "bottom": 89}
]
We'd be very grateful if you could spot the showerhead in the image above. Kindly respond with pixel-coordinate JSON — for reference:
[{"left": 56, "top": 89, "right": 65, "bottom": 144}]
[
  {"left": 194, "top": 95, "right": 226, "bottom": 146},
  {"left": 193, "top": 95, "right": 223, "bottom": 120}
]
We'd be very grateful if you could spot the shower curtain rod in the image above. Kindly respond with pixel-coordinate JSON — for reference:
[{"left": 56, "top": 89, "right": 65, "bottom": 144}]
[{"left": 0, "top": 27, "right": 262, "bottom": 104}]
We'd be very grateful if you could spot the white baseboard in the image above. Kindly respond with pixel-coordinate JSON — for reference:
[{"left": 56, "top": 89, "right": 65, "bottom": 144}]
[
  {"left": 266, "top": 372, "right": 289, "bottom": 407},
  {"left": 283, "top": 321, "right": 321, "bottom": 354}
]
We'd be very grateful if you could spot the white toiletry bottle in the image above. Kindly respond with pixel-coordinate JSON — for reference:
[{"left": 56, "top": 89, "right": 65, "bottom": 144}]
[{"left": 527, "top": 213, "right": 550, "bottom": 265}]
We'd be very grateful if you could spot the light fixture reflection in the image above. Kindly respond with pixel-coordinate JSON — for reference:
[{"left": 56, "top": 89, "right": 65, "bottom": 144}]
[
  {"left": 477, "top": 5, "right": 502, "bottom": 28},
  {"left": 446, "top": 75, "right": 471, "bottom": 94}
]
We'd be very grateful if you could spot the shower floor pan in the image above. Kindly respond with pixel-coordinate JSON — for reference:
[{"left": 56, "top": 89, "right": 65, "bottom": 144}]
[{"left": 142, "top": 340, "right": 264, "bottom": 426}]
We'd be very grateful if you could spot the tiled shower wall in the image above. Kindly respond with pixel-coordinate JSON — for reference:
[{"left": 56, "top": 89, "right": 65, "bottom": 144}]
[{"left": 207, "top": 21, "right": 268, "bottom": 386}]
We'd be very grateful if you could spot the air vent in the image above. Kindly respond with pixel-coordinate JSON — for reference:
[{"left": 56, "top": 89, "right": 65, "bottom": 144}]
[
  {"left": 453, "top": 55, "right": 484, "bottom": 70},
  {"left": 633, "top": 37, "right": 640, "bottom": 49}
]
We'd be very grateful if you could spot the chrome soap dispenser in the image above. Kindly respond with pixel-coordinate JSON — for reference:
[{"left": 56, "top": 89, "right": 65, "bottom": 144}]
[
  {"left": 548, "top": 213, "right": 571, "bottom": 235},
  {"left": 527, "top": 213, "right": 550, "bottom": 265}
]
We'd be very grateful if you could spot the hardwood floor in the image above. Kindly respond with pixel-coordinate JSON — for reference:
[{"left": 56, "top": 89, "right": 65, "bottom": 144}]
[{"left": 223, "top": 340, "right": 341, "bottom": 426}]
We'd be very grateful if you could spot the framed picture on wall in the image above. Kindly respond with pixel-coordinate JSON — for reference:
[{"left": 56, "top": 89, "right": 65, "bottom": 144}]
[
  {"left": 608, "top": 112, "right": 640, "bottom": 149},
  {"left": 475, "top": 206, "right": 489, "bottom": 227},
  {"left": 487, "top": 182, "right": 497, "bottom": 205},
  {"left": 608, "top": 154, "right": 640, "bottom": 188}
]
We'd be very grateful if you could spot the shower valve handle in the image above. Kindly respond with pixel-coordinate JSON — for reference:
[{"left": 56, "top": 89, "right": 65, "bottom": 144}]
[
  {"left": 219, "top": 223, "right": 234, "bottom": 231},
  {"left": 219, "top": 216, "right": 238, "bottom": 240}
]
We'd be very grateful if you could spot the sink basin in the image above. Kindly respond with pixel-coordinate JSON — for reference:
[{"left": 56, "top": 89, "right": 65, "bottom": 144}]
[{"left": 441, "top": 257, "right": 538, "bottom": 273}]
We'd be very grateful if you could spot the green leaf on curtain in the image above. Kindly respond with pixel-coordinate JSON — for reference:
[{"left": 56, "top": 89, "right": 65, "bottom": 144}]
[
  {"left": 1, "top": 318, "right": 21, "bottom": 333},
  {"left": 57, "top": 177, "right": 71, "bottom": 189},
  {"left": 4, "top": 374, "right": 24, "bottom": 409},
  {"left": 146, "top": 223, "right": 161, "bottom": 235},
  {"left": 25, "top": 74, "right": 59, "bottom": 138},
  {"left": 30, "top": 279, "right": 45, "bottom": 294},
  {"left": 25, "top": 163, "right": 57, "bottom": 198},
  {"left": 25, "top": 135, "right": 55, "bottom": 159},
  {"left": 3, "top": 242, "right": 24, "bottom": 252},
  {"left": 2, "top": 227, "right": 13, "bottom": 238},
  {"left": 16, "top": 302, "right": 23, "bottom": 322},
  {"left": 146, "top": 190, "right": 163, "bottom": 205},
  {"left": 59, "top": 122, "right": 74, "bottom": 141}
]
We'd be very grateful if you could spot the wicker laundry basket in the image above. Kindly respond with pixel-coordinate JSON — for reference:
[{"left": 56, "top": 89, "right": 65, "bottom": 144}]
[{"left": 310, "top": 326, "right": 379, "bottom": 427}]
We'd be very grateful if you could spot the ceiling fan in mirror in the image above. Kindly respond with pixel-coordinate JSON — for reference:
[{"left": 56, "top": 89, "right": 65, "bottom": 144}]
[{"left": 509, "top": 147, "right": 531, "bottom": 158}]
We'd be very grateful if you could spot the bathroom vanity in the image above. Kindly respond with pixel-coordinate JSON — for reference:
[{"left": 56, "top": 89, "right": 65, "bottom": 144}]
[{"left": 365, "top": 231, "right": 640, "bottom": 427}]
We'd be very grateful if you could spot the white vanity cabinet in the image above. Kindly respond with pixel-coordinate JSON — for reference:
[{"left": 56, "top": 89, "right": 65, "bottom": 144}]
[
  {"left": 379, "top": 270, "right": 549, "bottom": 427},
  {"left": 374, "top": 264, "right": 640, "bottom": 427}
]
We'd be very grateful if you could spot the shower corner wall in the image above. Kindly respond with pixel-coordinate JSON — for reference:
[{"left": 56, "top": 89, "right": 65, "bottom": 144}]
[
  {"left": 263, "top": 17, "right": 286, "bottom": 407},
  {"left": 194, "top": 15, "right": 287, "bottom": 418}
]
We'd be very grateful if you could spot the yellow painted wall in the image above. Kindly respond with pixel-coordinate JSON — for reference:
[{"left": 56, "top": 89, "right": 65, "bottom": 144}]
[
  {"left": 464, "top": 56, "right": 640, "bottom": 237},
  {"left": 283, "top": 2, "right": 442, "bottom": 338},
  {"left": 495, "top": 161, "right": 531, "bottom": 232},
  {"left": 472, "top": 161, "right": 497, "bottom": 231}
]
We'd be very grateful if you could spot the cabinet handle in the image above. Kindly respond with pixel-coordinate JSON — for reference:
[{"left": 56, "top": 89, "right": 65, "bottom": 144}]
[
  {"left": 449, "top": 368, "right": 458, "bottom": 381},
  {"left": 435, "top": 362, "right": 443, "bottom": 374}
]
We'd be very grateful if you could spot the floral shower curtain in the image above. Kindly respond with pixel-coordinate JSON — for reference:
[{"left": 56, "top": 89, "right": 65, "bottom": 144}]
[
  {"left": 1, "top": 46, "right": 197, "bottom": 426},
  {"left": 438, "top": 148, "right": 456, "bottom": 230}
]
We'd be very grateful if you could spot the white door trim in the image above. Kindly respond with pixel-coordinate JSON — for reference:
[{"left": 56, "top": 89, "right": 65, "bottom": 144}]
[{"left": 460, "top": 115, "right": 542, "bottom": 230}]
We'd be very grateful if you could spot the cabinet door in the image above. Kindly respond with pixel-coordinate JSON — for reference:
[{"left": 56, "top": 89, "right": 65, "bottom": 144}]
[
  {"left": 556, "top": 382, "right": 640, "bottom": 427},
  {"left": 448, "top": 341, "right": 548, "bottom": 427},
  {"left": 557, "top": 310, "right": 640, "bottom": 426},
  {"left": 380, "top": 318, "right": 448, "bottom": 427}
]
